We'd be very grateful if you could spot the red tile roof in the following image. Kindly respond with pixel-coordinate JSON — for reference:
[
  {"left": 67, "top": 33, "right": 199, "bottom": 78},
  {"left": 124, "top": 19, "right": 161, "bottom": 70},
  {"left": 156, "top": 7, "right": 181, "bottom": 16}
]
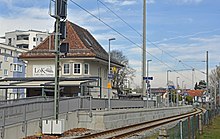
[
  {"left": 187, "top": 90, "right": 205, "bottom": 97},
  {"left": 20, "top": 20, "right": 122, "bottom": 66}
]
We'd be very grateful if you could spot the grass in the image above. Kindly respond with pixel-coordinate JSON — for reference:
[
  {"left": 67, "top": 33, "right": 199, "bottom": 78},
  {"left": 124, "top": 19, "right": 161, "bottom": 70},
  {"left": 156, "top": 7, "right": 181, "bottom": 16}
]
[{"left": 199, "top": 115, "right": 220, "bottom": 139}]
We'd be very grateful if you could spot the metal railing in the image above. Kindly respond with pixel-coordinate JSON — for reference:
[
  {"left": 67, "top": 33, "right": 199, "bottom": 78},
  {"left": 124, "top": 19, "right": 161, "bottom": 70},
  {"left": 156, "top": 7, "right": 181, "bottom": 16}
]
[{"left": 0, "top": 96, "right": 155, "bottom": 127}]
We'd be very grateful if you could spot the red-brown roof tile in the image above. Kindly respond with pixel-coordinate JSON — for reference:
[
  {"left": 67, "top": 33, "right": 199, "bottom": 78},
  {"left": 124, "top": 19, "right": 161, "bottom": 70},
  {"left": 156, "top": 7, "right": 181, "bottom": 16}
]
[
  {"left": 20, "top": 20, "right": 122, "bottom": 66},
  {"left": 187, "top": 90, "right": 205, "bottom": 97}
]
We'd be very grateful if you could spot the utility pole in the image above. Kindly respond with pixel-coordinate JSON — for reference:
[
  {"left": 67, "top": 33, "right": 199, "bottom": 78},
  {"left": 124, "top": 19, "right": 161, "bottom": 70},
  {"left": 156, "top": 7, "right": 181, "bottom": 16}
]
[
  {"left": 176, "top": 77, "right": 179, "bottom": 107},
  {"left": 219, "top": 79, "right": 220, "bottom": 106},
  {"left": 142, "top": 0, "right": 147, "bottom": 97},
  {"left": 192, "top": 68, "right": 195, "bottom": 89},
  {"left": 206, "top": 51, "right": 209, "bottom": 92},
  {"left": 108, "top": 38, "right": 116, "bottom": 111},
  {"left": 167, "top": 70, "right": 171, "bottom": 107}
]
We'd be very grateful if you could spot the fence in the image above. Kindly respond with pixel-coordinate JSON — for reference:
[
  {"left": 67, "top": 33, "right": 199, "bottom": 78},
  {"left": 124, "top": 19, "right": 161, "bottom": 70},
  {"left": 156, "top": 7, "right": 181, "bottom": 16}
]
[
  {"left": 167, "top": 107, "right": 220, "bottom": 139},
  {"left": 0, "top": 96, "right": 155, "bottom": 128}
]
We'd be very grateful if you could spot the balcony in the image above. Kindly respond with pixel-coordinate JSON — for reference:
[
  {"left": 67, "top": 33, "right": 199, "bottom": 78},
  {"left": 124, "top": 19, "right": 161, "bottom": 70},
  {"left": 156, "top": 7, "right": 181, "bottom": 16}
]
[{"left": 16, "top": 39, "right": 29, "bottom": 45}]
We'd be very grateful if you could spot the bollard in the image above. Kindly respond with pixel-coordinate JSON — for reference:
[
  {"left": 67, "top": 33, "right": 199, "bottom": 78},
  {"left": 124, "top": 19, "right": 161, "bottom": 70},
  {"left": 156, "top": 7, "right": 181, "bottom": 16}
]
[{"left": 157, "top": 128, "right": 169, "bottom": 139}]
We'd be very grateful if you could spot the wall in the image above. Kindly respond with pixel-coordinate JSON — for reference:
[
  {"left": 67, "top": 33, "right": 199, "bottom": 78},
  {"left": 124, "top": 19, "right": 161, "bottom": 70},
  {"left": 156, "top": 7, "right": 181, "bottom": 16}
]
[
  {"left": 0, "top": 106, "right": 193, "bottom": 139},
  {"left": 26, "top": 58, "right": 109, "bottom": 98}
]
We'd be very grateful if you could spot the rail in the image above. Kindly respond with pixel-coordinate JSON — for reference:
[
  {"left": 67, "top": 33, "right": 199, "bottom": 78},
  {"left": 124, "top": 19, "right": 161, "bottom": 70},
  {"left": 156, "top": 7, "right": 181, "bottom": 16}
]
[{"left": 74, "top": 108, "right": 203, "bottom": 139}]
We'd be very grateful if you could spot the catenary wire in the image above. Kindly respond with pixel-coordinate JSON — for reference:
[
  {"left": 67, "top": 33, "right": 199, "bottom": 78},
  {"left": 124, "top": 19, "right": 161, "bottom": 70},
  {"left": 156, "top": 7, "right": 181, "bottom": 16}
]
[
  {"left": 97, "top": 0, "right": 206, "bottom": 75},
  {"left": 69, "top": 0, "right": 193, "bottom": 82}
]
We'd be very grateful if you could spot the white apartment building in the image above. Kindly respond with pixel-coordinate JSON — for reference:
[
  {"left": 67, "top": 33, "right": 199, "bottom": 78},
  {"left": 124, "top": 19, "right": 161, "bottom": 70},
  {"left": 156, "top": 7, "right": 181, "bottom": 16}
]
[
  {"left": 0, "top": 43, "right": 27, "bottom": 99},
  {"left": 4, "top": 30, "right": 49, "bottom": 50}
]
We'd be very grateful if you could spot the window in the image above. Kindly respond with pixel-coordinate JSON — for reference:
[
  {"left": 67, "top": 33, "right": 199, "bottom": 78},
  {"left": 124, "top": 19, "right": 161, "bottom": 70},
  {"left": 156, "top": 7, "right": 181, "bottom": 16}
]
[
  {"left": 33, "top": 37, "right": 36, "bottom": 42},
  {"left": 73, "top": 63, "right": 81, "bottom": 74},
  {"left": 10, "top": 63, "right": 12, "bottom": 71},
  {"left": 0, "top": 49, "right": 1, "bottom": 53},
  {"left": 8, "top": 38, "right": 12, "bottom": 45},
  {"left": 4, "top": 69, "right": 8, "bottom": 76},
  {"left": 13, "top": 64, "right": 22, "bottom": 72},
  {"left": 0, "top": 62, "right": 2, "bottom": 69},
  {"left": 4, "top": 49, "right": 6, "bottom": 53},
  {"left": 10, "top": 50, "right": 13, "bottom": 56},
  {"left": 84, "top": 63, "right": 89, "bottom": 75},
  {"left": 18, "top": 65, "right": 22, "bottom": 72},
  {"left": 84, "top": 38, "right": 92, "bottom": 46},
  {"left": 40, "top": 37, "right": 43, "bottom": 42},
  {"left": 63, "top": 63, "right": 70, "bottom": 75},
  {"left": 13, "top": 64, "right": 17, "bottom": 71},
  {"left": 4, "top": 56, "right": 8, "bottom": 62}
]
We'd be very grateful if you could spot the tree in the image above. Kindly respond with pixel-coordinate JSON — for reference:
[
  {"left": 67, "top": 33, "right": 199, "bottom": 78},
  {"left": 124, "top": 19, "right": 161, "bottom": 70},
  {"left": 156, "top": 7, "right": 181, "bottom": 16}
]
[
  {"left": 194, "top": 80, "right": 206, "bottom": 90},
  {"left": 210, "top": 65, "right": 220, "bottom": 87},
  {"left": 194, "top": 82, "right": 198, "bottom": 90},
  {"left": 110, "top": 50, "right": 136, "bottom": 94}
]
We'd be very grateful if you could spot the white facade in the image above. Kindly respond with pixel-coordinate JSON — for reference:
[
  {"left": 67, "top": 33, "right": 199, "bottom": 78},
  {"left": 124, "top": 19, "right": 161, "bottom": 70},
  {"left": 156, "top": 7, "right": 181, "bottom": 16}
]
[
  {"left": 0, "top": 43, "right": 28, "bottom": 99},
  {"left": 25, "top": 58, "right": 109, "bottom": 98},
  {"left": 4, "top": 30, "right": 49, "bottom": 50}
]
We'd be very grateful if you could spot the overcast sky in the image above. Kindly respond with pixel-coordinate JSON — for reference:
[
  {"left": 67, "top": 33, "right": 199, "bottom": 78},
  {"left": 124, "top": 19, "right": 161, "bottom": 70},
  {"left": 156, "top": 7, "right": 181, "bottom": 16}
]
[{"left": 0, "top": 0, "right": 220, "bottom": 89}]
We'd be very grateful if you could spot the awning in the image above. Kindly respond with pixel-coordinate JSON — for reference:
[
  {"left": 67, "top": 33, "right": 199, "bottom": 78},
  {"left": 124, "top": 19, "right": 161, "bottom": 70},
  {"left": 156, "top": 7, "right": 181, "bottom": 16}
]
[
  {"left": 45, "top": 80, "right": 90, "bottom": 86},
  {"left": 0, "top": 77, "right": 99, "bottom": 89}
]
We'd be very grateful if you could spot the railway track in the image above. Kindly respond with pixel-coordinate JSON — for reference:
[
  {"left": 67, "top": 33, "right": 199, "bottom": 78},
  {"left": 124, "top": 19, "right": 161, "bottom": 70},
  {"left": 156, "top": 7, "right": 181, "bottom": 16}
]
[{"left": 73, "top": 108, "right": 203, "bottom": 139}]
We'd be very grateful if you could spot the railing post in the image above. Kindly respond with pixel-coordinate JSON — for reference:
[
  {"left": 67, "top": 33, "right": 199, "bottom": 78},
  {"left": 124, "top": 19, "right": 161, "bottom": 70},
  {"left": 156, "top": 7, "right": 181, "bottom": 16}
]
[
  {"left": 1, "top": 108, "right": 5, "bottom": 139},
  {"left": 22, "top": 104, "right": 27, "bottom": 137},
  {"left": 89, "top": 96, "right": 92, "bottom": 117},
  {"left": 199, "top": 114, "right": 202, "bottom": 135},
  {"left": 179, "top": 120, "right": 183, "bottom": 139},
  {"left": 188, "top": 116, "right": 191, "bottom": 139},
  {"left": 39, "top": 102, "right": 43, "bottom": 130}
]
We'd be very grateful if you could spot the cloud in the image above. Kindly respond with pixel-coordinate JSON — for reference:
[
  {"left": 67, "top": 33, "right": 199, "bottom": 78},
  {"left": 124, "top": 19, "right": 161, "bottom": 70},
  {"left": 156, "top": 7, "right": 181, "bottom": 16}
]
[
  {"left": 104, "top": 0, "right": 138, "bottom": 6},
  {"left": 121, "top": 1, "right": 137, "bottom": 6},
  {"left": 147, "top": 0, "right": 155, "bottom": 4},
  {"left": 171, "top": 0, "right": 203, "bottom": 4}
]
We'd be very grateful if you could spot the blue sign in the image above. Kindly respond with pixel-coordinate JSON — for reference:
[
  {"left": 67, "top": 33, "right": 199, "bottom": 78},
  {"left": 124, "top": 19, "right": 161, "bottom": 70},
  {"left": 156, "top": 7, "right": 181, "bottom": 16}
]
[
  {"left": 108, "top": 74, "right": 114, "bottom": 79},
  {"left": 143, "top": 77, "right": 153, "bottom": 80},
  {"left": 168, "top": 85, "right": 175, "bottom": 89}
]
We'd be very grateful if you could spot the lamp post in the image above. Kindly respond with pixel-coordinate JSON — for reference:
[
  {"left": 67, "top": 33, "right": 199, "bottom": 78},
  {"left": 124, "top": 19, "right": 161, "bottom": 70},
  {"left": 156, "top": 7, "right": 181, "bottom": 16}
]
[
  {"left": 147, "top": 60, "right": 152, "bottom": 108},
  {"left": 167, "top": 70, "right": 171, "bottom": 106},
  {"left": 182, "top": 81, "right": 185, "bottom": 89},
  {"left": 108, "top": 38, "right": 116, "bottom": 111},
  {"left": 176, "top": 77, "right": 179, "bottom": 107}
]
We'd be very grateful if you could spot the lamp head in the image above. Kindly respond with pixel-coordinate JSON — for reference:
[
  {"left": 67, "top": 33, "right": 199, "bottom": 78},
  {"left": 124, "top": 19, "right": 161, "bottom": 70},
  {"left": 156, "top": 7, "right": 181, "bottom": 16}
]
[{"left": 109, "top": 38, "right": 116, "bottom": 41}]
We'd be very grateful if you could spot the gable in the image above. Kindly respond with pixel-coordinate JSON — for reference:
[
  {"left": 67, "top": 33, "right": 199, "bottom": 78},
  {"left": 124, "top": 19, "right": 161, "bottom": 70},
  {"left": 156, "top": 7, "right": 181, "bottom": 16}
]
[{"left": 19, "top": 20, "right": 123, "bottom": 67}]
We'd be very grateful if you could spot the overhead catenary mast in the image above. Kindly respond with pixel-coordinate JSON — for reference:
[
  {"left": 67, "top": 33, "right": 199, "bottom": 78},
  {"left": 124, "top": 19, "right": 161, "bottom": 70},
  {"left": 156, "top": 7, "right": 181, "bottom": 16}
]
[{"left": 142, "top": 0, "right": 147, "bottom": 97}]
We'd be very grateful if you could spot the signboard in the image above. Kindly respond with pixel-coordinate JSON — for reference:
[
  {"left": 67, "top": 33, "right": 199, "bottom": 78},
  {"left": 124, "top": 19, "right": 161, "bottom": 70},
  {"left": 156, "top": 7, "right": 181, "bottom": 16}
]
[
  {"left": 108, "top": 73, "right": 114, "bottom": 79},
  {"left": 33, "top": 65, "right": 55, "bottom": 77},
  {"left": 107, "top": 82, "right": 112, "bottom": 89},
  {"left": 168, "top": 85, "right": 175, "bottom": 89},
  {"left": 143, "top": 77, "right": 153, "bottom": 80}
]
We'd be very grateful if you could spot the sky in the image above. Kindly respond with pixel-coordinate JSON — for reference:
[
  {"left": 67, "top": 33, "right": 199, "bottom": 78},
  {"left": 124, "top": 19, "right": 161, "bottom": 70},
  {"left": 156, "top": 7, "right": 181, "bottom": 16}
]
[{"left": 0, "top": 0, "right": 220, "bottom": 89}]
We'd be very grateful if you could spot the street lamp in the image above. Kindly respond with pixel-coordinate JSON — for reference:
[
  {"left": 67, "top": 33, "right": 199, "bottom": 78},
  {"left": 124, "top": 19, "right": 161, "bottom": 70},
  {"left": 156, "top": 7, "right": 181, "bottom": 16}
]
[
  {"left": 108, "top": 38, "right": 116, "bottom": 111},
  {"left": 176, "top": 77, "right": 179, "bottom": 107},
  {"left": 167, "top": 70, "right": 171, "bottom": 106},
  {"left": 182, "top": 81, "right": 185, "bottom": 89}
]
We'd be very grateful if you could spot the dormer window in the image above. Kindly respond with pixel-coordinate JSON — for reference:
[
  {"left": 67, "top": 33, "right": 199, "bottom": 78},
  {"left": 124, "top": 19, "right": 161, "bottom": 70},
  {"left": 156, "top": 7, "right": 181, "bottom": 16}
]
[{"left": 84, "top": 37, "right": 92, "bottom": 47}]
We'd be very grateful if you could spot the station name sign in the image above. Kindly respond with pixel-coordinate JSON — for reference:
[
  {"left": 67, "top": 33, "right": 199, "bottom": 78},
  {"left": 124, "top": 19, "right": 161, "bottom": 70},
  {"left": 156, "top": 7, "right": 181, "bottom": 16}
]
[{"left": 33, "top": 65, "right": 55, "bottom": 77}]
